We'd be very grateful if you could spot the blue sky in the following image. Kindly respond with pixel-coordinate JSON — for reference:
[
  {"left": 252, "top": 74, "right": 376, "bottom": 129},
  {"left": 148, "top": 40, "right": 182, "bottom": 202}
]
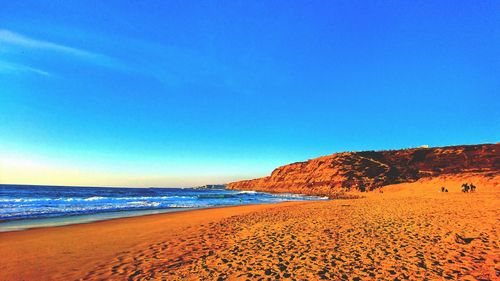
[{"left": 0, "top": 1, "right": 499, "bottom": 187}]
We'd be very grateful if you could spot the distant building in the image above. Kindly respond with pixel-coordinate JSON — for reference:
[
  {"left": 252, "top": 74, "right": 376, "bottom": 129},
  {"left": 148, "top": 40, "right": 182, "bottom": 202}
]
[
  {"left": 420, "top": 145, "right": 429, "bottom": 148},
  {"left": 193, "top": 184, "right": 227, "bottom": 189}
]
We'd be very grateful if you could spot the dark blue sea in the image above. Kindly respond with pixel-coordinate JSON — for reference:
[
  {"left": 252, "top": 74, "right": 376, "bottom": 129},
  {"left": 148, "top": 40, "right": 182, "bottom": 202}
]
[{"left": 0, "top": 184, "right": 326, "bottom": 231}]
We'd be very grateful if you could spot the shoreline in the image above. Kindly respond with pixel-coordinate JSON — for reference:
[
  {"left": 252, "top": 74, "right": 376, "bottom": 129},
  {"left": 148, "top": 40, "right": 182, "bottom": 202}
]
[
  {"left": 0, "top": 197, "right": 328, "bottom": 233},
  {"left": 0, "top": 185, "right": 329, "bottom": 232},
  {"left": 0, "top": 200, "right": 315, "bottom": 233}
]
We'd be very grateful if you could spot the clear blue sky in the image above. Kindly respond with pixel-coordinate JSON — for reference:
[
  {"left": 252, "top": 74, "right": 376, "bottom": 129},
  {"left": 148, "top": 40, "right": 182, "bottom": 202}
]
[{"left": 0, "top": 1, "right": 498, "bottom": 187}]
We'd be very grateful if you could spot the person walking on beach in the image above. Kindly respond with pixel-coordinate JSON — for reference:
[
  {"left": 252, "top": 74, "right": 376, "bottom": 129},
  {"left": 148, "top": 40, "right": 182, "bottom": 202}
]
[{"left": 461, "top": 183, "right": 469, "bottom": 193}]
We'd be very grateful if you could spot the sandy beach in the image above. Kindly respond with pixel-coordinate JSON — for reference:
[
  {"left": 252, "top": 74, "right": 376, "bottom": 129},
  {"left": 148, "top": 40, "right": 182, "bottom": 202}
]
[{"left": 0, "top": 176, "right": 498, "bottom": 281}]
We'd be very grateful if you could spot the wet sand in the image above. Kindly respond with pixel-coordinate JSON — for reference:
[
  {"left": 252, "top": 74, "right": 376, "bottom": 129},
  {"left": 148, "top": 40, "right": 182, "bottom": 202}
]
[{"left": 0, "top": 175, "right": 498, "bottom": 280}]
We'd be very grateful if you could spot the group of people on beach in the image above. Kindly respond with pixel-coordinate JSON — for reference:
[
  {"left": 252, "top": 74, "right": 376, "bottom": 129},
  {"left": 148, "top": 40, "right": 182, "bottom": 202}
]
[
  {"left": 461, "top": 183, "right": 476, "bottom": 193},
  {"left": 439, "top": 183, "right": 477, "bottom": 193}
]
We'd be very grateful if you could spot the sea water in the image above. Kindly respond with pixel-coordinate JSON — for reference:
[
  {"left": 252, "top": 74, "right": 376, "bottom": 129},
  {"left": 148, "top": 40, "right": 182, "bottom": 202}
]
[{"left": 0, "top": 184, "right": 327, "bottom": 231}]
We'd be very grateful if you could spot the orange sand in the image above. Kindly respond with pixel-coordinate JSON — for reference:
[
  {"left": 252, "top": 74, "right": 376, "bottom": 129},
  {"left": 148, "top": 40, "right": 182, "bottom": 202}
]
[{"left": 0, "top": 176, "right": 498, "bottom": 280}]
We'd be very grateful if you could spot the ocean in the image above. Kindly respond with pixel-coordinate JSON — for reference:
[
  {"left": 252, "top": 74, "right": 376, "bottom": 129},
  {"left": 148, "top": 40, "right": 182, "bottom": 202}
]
[{"left": 0, "top": 184, "right": 326, "bottom": 231}]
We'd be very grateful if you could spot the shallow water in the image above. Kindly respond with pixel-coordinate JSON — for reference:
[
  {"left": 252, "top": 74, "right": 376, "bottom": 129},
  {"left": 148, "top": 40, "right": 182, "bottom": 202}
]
[{"left": 0, "top": 208, "right": 200, "bottom": 232}]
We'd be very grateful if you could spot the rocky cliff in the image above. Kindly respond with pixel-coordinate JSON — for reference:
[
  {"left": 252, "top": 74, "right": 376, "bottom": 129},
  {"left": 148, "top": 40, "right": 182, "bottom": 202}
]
[{"left": 227, "top": 143, "right": 499, "bottom": 197}]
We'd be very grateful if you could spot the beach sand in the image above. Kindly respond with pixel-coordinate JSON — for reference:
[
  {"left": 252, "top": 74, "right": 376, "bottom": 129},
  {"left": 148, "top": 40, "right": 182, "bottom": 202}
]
[{"left": 0, "top": 175, "right": 498, "bottom": 280}]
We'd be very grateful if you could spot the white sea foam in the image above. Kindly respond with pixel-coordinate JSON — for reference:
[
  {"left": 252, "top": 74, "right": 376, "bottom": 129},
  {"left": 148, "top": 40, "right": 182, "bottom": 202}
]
[
  {"left": 83, "top": 196, "right": 105, "bottom": 201},
  {"left": 236, "top": 190, "right": 258, "bottom": 194}
]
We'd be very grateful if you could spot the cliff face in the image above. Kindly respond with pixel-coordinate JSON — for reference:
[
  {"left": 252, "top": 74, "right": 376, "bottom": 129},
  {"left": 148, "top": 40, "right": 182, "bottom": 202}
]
[{"left": 227, "top": 143, "right": 499, "bottom": 197}]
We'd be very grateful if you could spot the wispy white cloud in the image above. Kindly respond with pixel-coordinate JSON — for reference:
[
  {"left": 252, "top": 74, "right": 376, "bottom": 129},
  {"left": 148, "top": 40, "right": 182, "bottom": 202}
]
[
  {"left": 0, "top": 29, "right": 96, "bottom": 58},
  {"left": 0, "top": 29, "right": 128, "bottom": 71},
  {"left": 0, "top": 60, "right": 52, "bottom": 77}
]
